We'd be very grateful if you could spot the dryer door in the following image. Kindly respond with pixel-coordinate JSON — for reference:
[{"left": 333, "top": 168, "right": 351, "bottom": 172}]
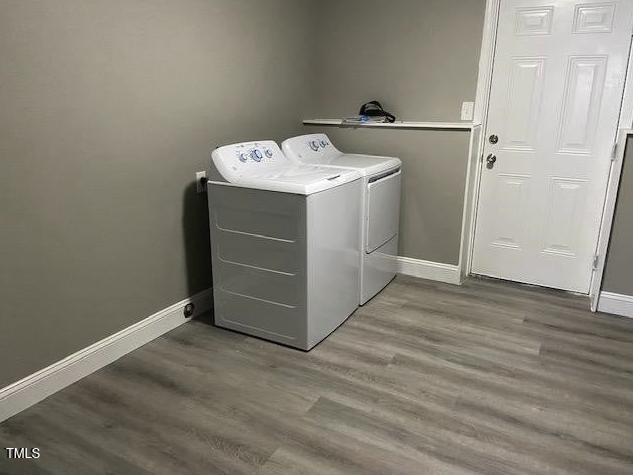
[{"left": 366, "top": 170, "right": 401, "bottom": 253}]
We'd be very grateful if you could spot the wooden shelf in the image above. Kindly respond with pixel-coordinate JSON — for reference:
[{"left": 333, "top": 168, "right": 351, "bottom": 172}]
[{"left": 303, "top": 119, "right": 473, "bottom": 130}]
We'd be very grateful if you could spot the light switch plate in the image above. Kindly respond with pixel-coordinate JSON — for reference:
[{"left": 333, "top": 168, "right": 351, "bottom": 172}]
[
  {"left": 461, "top": 101, "right": 474, "bottom": 121},
  {"left": 196, "top": 171, "right": 207, "bottom": 193}
]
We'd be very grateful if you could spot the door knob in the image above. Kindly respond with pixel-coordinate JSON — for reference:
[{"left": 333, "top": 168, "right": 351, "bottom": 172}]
[{"left": 486, "top": 153, "right": 497, "bottom": 169}]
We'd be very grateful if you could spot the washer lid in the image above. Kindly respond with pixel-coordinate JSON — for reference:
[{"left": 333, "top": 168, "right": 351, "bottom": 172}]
[
  {"left": 241, "top": 164, "right": 361, "bottom": 195},
  {"left": 282, "top": 133, "right": 401, "bottom": 177},
  {"left": 211, "top": 140, "right": 360, "bottom": 194}
]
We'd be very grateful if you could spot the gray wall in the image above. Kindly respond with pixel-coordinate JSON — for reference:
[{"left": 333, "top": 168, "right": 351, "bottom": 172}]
[
  {"left": 603, "top": 136, "right": 633, "bottom": 296},
  {"left": 0, "top": 0, "right": 316, "bottom": 387},
  {"left": 308, "top": 0, "right": 486, "bottom": 121},
  {"left": 305, "top": 0, "right": 486, "bottom": 263}
]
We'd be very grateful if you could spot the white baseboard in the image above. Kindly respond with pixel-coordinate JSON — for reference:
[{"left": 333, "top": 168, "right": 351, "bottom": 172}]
[
  {"left": 597, "top": 291, "right": 633, "bottom": 319},
  {"left": 395, "top": 256, "right": 462, "bottom": 285},
  {"left": 0, "top": 288, "right": 214, "bottom": 423}
]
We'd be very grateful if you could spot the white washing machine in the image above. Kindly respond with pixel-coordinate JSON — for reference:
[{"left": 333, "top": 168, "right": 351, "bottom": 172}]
[
  {"left": 207, "top": 140, "right": 362, "bottom": 350},
  {"left": 282, "top": 133, "right": 401, "bottom": 305}
]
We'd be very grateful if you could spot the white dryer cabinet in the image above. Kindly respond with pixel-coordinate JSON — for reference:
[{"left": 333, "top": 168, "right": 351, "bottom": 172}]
[
  {"left": 282, "top": 133, "right": 401, "bottom": 304},
  {"left": 207, "top": 141, "right": 362, "bottom": 350}
]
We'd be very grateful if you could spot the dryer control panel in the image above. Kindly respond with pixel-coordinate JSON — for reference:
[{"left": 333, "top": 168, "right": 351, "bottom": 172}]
[
  {"left": 282, "top": 133, "right": 342, "bottom": 164},
  {"left": 307, "top": 136, "right": 331, "bottom": 152}
]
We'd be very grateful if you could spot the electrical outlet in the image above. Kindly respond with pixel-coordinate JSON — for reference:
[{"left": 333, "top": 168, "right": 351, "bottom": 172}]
[
  {"left": 461, "top": 101, "right": 474, "bottom": 121},
  {"left": 196, "top": 171, "right": 207, "bottom": 193}
]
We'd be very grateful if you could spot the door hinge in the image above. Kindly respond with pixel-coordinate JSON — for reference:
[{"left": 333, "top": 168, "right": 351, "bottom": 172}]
[
  {"left": 592, "top": 254, "right": 600, "bottom": 270},
  {"left": 611, "top": 142, "right": 618, "bottom": 160}
]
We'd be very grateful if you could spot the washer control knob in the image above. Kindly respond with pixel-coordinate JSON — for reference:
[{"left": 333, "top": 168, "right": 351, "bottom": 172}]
[
  {"left": 309, "top": 140, "right": 320, "bottom": 151},
  {"left": 238, "top": 152, "right": 248, "bottom": 162},
  {"left": 320, "top": 140, "right": 327, "bottom": 147},
  {"left": 264, "top": 148, "right": 273, "bottom": 158},
  {"left": 251, "top": 149, "right": 263, "bottom": 162}
]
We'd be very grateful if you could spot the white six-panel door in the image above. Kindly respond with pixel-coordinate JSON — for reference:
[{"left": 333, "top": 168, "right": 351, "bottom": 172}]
[{"left": 473, "top": 0, "right": 633, "bottom": 293}]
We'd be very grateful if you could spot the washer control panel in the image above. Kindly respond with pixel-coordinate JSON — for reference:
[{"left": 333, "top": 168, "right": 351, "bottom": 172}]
[
  {"left": 225, "top": 141, "right": 282, "bottom": 167},
  {"left": 212, "top": 140, "right": 290, "bottom": 182}
]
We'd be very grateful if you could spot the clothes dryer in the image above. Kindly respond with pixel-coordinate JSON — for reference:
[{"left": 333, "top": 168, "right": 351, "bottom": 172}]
[{"left": 283, "top": 134, "right": 401, "bottom": 304}]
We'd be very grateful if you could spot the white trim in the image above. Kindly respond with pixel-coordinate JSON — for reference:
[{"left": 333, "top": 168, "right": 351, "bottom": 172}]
[
  {"left": 473, "top": 0, "right": 501, "bottom": 126},
  {"left": 302, "top": 119, "right": 473, "bottom": 130},
  {"left": 466, "top": 0, "right": 501, "bottom": 275},
  {"left": 590, "top": 129, "right": 633, "bottom": 310},
  {"left": 617, "top": 36, "right": 633, "bottom": 130},
  {"left": 465, "top": 126, "right": 483, "bottom": 277},
  {"left": 597, "top": 292, "right": 633, "bottom": 319},
  {"left": 0, "top": 288, "right": 214, "bottom": 423},
  {"left": 459, "top": 124, "right": 483, "bottom": 282},
  {"left": 395, "top": 256, "right": 461, "bottom": 285}
]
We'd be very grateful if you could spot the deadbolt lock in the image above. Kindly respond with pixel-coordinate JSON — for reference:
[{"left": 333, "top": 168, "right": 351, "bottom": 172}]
[{"left": 489, "top": 134, "right": 499, "bottom": 144}]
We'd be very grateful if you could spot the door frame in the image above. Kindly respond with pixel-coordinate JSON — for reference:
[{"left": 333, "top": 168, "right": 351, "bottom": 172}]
[
  {"left": 590, "top": 127, "right": 633, "bottom": 310},
  {"left": 465, "top": 0, "right": 633, "bottom": 309}
]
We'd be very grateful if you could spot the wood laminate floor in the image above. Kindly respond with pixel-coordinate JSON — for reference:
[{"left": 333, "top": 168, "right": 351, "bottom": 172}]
[{"left": 2, "top": 276, "right": 633, "bottom": 474}]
